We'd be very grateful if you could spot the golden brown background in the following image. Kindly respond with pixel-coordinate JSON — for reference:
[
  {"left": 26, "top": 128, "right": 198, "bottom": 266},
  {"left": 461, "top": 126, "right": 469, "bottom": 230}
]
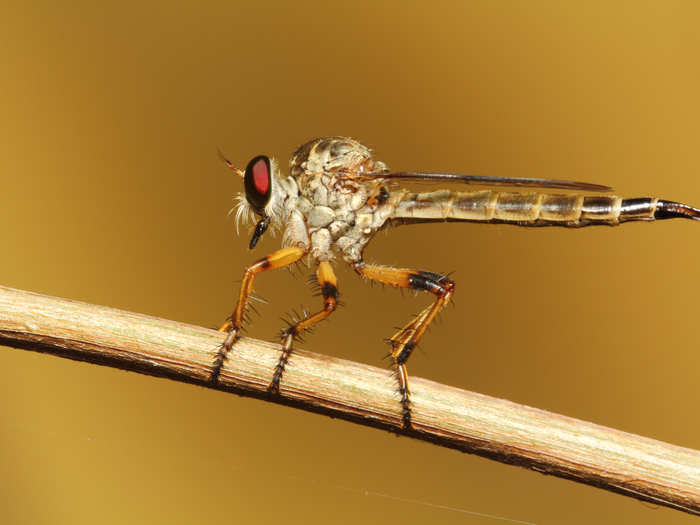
[{"left": 1, "top": 2, "right": 698, "bottom": 524}]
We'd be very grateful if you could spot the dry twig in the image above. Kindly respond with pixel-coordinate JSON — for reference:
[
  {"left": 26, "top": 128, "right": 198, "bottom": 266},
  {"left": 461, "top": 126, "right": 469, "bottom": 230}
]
[{"left": 0, "top": 285, "right": 698, "bottom": 515}]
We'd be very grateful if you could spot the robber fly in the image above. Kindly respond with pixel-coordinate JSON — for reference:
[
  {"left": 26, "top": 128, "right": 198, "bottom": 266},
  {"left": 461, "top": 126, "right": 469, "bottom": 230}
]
[{"left": 214, "top": 136, "right": 700, "bottom": 429}]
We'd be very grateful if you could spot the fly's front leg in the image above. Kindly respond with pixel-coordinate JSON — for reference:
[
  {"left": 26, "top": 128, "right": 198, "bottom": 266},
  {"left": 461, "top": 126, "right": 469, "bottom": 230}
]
[
  {"left": 270, "top": 261, "right": 339, "bottom": 393},
  {"left": 211, "top": 246, "right": 306, "bottom": 383},
  {"left": 355, "top": 263, "right": 455, "bottom": 430}
]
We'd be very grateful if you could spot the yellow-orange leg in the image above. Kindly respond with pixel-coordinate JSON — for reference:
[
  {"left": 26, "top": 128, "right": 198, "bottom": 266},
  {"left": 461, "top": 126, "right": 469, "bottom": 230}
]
[
  {"left": 270, "top": 261, "right": 339, "bottom": 393},
  {"left": 354, "top": 263, "right": 455, "bottom": 429},
  {"left": 211, "top": 246, "right": 306, "bottom": 383}
]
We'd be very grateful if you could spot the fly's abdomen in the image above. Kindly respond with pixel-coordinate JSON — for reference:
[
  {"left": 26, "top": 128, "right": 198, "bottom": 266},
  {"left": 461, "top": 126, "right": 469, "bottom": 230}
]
[{"left": 391, "top": 190, "right": 700, "bottom": 225}]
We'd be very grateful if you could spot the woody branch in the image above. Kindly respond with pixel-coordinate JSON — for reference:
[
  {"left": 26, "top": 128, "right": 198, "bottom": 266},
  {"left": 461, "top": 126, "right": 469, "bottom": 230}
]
[{"left": 0, "top": 285, "right": 698, "bottom": 515}]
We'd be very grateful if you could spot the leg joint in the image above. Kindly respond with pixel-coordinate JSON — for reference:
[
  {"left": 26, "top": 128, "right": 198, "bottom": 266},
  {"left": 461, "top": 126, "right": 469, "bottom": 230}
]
[
  {"left": 321, "top": 281, "right": 339, "bottom": 301},
  {"left": 280, "top": 325, "right": 296, "bottom": 338},
  {"left": 395, "top": 341, "right": 415, "bottom": 365},
  {"left": 323, "top": 296, "right": 337, "bottom": 313},
  {"left": 408, "top": 271, "right": 454, "bottom": 295}
]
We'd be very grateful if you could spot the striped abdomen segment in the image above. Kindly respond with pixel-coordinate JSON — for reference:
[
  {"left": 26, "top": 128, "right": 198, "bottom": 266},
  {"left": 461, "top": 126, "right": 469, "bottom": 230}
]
[{"left": 391, "top": 190, "right": 700, "bottom": 225}]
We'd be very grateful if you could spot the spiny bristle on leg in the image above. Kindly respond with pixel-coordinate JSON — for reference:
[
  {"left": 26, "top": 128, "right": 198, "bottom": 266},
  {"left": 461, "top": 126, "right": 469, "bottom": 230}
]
[
  {"left": 248, "top": 292, "right": 269, "bottom": 304},
  {"left": 275, "top": 327, "right": 306, "bottom": 344},
  {"left": 285, "top": 260, "right": 308, "bottom": 279}
]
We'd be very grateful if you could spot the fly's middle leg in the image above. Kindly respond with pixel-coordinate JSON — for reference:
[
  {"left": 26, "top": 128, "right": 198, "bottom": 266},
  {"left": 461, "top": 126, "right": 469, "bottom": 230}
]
[
  {"left": 354, "top": 263, "right": 455, "bottom": 430},
  {"left": 212, "top": 246, "right": 306, "bottom": 383},
  {"left": 269, "top": 261, "right": 339, "bottom": 394}
]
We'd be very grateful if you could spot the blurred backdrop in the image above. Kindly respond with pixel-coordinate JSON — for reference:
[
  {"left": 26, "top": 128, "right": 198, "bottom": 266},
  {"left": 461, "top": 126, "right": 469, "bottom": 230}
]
[{"left": 1, "top": 2, "right": 699, "bottom": 524}]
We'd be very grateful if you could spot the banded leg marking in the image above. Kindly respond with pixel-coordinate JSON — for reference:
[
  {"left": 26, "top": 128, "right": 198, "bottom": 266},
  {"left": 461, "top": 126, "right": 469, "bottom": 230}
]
[
  {"left": 211, "top": 246, "right": 306, "bottom": 383},
  {"left": 270, "top": 261, "right": 339, "bottom": 393},
  {"left": 355, "top": 264, "right": 455, "bottom": 429}
]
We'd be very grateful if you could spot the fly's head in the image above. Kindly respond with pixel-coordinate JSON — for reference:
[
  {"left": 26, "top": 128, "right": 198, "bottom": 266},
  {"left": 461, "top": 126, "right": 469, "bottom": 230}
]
[{"left": 221, "top": 152, "right": 287, "bottom": 249}]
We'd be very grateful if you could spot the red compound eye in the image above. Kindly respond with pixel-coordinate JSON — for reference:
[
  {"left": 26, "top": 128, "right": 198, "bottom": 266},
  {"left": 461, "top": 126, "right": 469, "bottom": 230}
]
[
  {"left": 252, "top": 158, "right": 269, "bottom": 194},
  {"left": 244, "top": 155, "right": 272, "bottom": 213}
]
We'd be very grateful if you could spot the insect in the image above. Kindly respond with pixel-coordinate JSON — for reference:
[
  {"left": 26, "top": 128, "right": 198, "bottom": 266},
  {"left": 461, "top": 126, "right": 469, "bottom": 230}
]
[{"left": 214, "top": 136, "right": 700, "bottom": 429}]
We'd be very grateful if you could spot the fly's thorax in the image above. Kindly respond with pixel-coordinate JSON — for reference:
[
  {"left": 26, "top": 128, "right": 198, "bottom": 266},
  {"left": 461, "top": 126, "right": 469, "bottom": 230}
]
[
  {"left": 334, "top": 189, "right": 408, "bottom": 263},
  {"left": 297, "top": 186, "right": 407, "bottom": 263},
  {"left": 297, "top": 173, "right": 373, "bottom": 261},
  {"left": 275, "top": 176, "right": 311, "bottom": 250},
  {"left": 290, "top": 137, "right": 388, "bottom": 185},
  {"left": 285, "top": 136, "right": 401, "bottom": 262}
]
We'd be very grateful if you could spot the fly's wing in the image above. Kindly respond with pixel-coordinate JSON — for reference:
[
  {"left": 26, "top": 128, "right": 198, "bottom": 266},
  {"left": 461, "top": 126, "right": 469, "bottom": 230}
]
[{"left": 358, "top": 171, "right": 613, "bottom": 193}]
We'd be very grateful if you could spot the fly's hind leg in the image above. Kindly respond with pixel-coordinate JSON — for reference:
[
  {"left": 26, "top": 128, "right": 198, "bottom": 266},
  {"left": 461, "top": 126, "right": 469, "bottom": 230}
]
[
  {"left": 212, "top": 247, "right": 306, "bottom": 383},
  {"left": 355, "top": 263, "right": 455, "bottom": 430},
  {"left": 269, "top": 261, "right": 339, "bottom": 393}
]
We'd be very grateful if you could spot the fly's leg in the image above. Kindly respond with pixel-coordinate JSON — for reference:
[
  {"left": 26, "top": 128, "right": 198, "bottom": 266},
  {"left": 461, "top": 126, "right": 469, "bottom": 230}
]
[
  {"left": 211, "top": 247, "right": 306, "bottom": 383},
  {"left": 355, "top": 263, "right": 455, "bottom": 430},
  {"left": 270, "top": 261, "right": 338, "bottom": 393}
]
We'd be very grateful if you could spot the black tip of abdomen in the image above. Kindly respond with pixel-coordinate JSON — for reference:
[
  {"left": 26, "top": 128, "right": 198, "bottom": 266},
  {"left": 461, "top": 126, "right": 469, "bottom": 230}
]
[{"left": 655, "top": 200, "right": 700, "bottom": 221}]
